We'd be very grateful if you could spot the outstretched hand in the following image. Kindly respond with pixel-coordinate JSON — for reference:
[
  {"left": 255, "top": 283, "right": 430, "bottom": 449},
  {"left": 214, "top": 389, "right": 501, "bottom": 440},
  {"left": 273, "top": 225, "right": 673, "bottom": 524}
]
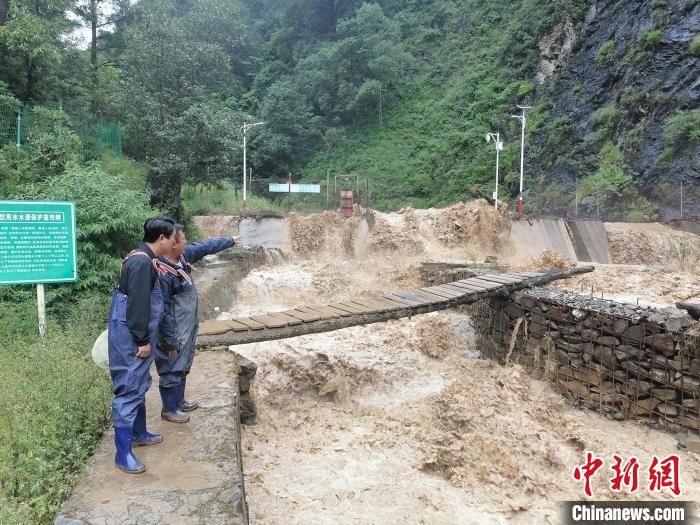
[{"left": 232, "top": 235, "right": 241, "bottom": 244}]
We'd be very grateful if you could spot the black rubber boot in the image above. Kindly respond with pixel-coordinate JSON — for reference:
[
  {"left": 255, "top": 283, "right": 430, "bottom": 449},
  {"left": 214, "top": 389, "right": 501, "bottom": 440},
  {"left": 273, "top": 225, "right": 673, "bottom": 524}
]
[
  {"left": 178, "top": 376, "right": 199, "bottom": 412},
  {"left": 160, "top": 386, "right": 190, "bottom": 424}
]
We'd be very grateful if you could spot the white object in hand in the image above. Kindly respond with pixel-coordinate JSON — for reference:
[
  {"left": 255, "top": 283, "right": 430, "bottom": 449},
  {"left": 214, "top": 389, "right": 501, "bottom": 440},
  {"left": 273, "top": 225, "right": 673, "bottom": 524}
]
[{"left": 92, "top": 329, "right": 109, "bottom": 370}]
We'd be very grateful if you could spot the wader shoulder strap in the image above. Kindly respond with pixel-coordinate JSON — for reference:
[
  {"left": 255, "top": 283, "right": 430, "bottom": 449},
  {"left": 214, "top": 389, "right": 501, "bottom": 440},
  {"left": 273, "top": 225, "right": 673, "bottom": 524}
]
[
  {"left": 120, "top": 250, "right": 167, "bottom": 278},
  {"left": 161, "top": 260, "right": 193, "bottom": 283}
]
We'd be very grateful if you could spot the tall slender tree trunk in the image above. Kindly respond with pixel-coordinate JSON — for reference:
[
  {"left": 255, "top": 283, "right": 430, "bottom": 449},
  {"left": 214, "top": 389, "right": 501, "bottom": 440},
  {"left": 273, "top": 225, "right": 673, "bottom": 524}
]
[
  {"left": 25, "top": 58, "right": 35, "bottom": 101},
  {"left": 0, "top": 0, "right": 9, "bottom": 25},
  {"left": 0, "top": 0, "right": 9, "bottom": 72},
  {"left": 90, "top": 0, "right": 98, "bottom": 113}
]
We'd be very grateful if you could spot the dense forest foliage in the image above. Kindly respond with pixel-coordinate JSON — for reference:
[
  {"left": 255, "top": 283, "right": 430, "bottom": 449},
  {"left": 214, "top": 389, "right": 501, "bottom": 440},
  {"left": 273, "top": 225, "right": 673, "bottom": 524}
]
[{"left": 1, "top": 0, "right": 697, "bottom": 217}]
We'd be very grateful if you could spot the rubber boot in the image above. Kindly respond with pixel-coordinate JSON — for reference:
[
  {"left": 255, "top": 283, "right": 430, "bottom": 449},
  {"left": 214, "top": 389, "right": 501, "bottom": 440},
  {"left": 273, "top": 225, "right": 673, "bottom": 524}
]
[
  {"left": 132, "top": 403, "right": 163, "bottom": 446},
  {"left": 178, "top": 376, "right": 199, "bottom": 412},
  {"left": 160, "top": 386, "right": 190, "bottom": 423},
  {"left": 114, "top": 427, "right": 146, "bottom": 474}
]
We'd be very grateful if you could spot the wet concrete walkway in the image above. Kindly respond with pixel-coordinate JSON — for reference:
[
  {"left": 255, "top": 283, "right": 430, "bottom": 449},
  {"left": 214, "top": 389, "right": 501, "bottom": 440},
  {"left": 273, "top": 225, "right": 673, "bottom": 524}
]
[{"left": 55, "top": 351, "right": 247, "bottom": 525}]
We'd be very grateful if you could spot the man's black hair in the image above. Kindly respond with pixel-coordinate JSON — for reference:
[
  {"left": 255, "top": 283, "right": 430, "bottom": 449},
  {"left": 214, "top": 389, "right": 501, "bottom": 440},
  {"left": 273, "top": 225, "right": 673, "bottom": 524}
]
[
  {"left": 143, "top": 216, "right": 175, "bottom": 243},
  {"left": 174, "top": 223, "right": 185, "bottom": 233}
]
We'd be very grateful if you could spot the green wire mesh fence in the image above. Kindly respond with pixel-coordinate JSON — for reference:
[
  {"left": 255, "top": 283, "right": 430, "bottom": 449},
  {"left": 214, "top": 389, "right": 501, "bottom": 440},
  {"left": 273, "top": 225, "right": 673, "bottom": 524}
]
[{"left": 0, "top": 96, "right": 122, "bottom": 156}]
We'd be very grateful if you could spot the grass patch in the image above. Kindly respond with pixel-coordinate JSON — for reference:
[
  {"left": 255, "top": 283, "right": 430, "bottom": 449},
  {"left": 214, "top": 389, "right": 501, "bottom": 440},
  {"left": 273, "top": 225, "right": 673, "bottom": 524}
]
[
  {"left": 690, "top": 36, "right": 700, "bottom": 56},
  {"left": 182, "top": 181, "right": 329, "bottom": 215},
  {"left": 595, "top": 40, "right": 616, "bottom": 68},
  {"left": 0, "top": 296, "right": 112, "bottom": 524}
]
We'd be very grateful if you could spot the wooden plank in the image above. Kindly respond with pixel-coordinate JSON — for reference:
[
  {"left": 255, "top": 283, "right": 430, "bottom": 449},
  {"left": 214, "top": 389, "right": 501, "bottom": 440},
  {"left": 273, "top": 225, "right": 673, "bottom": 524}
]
[
  {"left": 383, "top": 293, "right": 423, "bottom": 306},
  {"left": 411, "top": 289, "right": 450, "bottom": 303},
  {"left": 299, "top": 305, "right": 339, "bottom": 319},
  {"left": 199, "top": 320, "right": 232, "bottom": 336},
  {"left": 474, "top": 276, "right": 519, "bottom": 286},
  {"left": 477, "top": 274, "right": 524, "bottom": 285},
  {"left": 302, "top": 305, "right": 350, "bottom": 318},
  {"left": 358, "top": 297, "right": 404, "bottom": 311},
  {"left": 460, "top": 278, "right": 503, "bottom": 290},
  {"left": 370, "top": 297, "right": 408, "bottom": 310},
  {"left": 447, "top": 281, "right": 488, "bottom": 294},
  {"left": 394, "top": 291, "right": 435, "bottom": 305},
  {"left": 268, "top": 311, "right": 304, "bottom": 325},
  {"left": 420, "top": 287, "right": 459, "bottom": 299},
  {"left": 348, "top": 299, "right": 387, "bottom": 313},
  {"left": 434, "top": 284, "right": 469, "bottom": 295},
  {"left": 328, "top": 302, "right": 365, "bottom": 314},
  {"left": 223, "top": 319, "right": 252, "bottom": 332},
  {"left": 509, "top": 272, "right": 543, "bottom": 278},
  {"left": 336, "top": 301, "right": 369, "bottom": 314},
  {"left": 230, "top": 317, "right": 266, "bottom": 330},
  {"left": 249, "top": 314, "right": 288, "bottom": 329},
  {"left": 429, "top": 284, "right": 466, "bottom": 295},
  {"left": 447, "top": 280, "right": 489, "bottom": 291},
  {"left": 284, "top": 308, "right": 322, "bottom": 322}
]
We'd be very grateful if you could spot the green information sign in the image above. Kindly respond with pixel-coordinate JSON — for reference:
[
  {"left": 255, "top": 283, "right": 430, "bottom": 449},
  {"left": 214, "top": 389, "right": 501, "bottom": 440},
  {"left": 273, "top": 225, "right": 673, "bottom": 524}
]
[{"left": 0, "top": 200, "right": 78, "bottom": 285}]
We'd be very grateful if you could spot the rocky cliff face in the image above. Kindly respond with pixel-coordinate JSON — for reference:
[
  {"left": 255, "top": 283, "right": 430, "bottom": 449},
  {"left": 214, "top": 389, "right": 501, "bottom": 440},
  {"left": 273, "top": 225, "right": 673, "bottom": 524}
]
[{"left": 529, "top": 0, "right": 699, "bottom": 219}]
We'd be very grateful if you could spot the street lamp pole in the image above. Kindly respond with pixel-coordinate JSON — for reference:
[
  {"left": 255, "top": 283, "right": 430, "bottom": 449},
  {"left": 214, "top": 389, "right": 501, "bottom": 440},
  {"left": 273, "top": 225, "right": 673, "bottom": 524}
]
[
  {"left": 485, "top": 132, "right": 503, "bottom": 209},
  {"left": 511, "top": 105, "right": 531, "bottom": 216},
  {"left": 240, "top": 121, "right": 266, "bottom": 209}
]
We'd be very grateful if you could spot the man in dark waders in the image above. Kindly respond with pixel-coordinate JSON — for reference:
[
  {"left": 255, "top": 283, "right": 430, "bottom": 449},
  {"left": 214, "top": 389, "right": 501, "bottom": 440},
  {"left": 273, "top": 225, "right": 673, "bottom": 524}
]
[
  {"left": 108, "top": 217, "right": 176, "bottom": 474},
  {"left": 157, "top": 224, "right": 238, "bottom": 423}
]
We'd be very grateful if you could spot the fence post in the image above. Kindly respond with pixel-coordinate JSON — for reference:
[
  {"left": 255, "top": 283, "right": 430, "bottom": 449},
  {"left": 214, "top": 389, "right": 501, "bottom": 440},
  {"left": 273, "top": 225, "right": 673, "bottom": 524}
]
[{"left": 15, "top": 106, "right": 21, "bottom": 149}]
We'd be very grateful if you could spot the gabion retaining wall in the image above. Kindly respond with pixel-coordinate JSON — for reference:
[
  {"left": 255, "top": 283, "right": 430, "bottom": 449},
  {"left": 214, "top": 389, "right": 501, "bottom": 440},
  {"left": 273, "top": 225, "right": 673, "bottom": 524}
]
[{"left": 468, "top": 286, "right": 700, "bottom": 434}]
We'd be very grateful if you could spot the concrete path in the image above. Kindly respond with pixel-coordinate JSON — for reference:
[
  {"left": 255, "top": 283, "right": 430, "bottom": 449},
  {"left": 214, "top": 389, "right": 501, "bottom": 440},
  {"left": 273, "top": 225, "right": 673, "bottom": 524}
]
[{"left": 55, "top": 351, "right": 247, "bottom": 525}]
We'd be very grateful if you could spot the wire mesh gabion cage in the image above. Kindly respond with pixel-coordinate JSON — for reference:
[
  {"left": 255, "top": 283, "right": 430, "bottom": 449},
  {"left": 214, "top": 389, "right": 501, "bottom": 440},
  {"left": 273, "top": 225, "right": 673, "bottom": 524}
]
[{"left": 466, "top": 286, "right": 699, "bottom": 435}]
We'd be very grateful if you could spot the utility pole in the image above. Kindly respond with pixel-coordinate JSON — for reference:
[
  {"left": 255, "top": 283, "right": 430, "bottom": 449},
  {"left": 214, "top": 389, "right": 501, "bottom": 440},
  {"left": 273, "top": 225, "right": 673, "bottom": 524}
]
[
  {"left": 680, "top": 181, "right": 683, "bottom": 220},
  {"left": 240, "top": 121, "right": 265, "bottom": 209},
  {"left": 485, "top": 132, "right": 503, "bottom": 209},
  {"left": 511, "top": 105, "right": 531, "bottom": 216},
  {"left": 379, "top": 85, "right": 383, "bottom": 128}
]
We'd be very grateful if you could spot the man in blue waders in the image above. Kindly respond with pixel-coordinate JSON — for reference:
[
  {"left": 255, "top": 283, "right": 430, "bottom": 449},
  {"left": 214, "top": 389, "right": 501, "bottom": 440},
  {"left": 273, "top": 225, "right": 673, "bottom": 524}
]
[
  {"left": 157, "top": 224, "right": 238, "bottom": 423},
  {"left": 108, "top": 216, "right": 176, "bottom": 474}
]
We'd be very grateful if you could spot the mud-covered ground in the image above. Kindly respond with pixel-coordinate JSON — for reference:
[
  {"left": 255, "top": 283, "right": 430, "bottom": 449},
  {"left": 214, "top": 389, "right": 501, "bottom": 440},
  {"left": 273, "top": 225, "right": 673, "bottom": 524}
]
[
  {"left": 226, "top": 258, "right": 700, "bottom": 525},
  {"left": 559, "top": 263, "right": 700, "bottom": 307}
]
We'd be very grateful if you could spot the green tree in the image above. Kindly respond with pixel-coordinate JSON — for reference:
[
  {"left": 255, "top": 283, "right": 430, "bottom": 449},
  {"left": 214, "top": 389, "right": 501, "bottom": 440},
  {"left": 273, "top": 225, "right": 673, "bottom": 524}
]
[
  {"left": 0, "top": 0, "right": 76, "bottom": 101},
  {"left": 119, "top": 0, "right": 245, "bottom": 217}
]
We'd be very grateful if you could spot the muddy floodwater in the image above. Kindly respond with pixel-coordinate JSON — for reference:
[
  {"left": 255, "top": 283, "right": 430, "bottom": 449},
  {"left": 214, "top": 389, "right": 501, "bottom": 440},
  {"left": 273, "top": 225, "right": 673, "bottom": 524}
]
[{"left": 222, "top": 258, "right": 700, "bottom": 525}]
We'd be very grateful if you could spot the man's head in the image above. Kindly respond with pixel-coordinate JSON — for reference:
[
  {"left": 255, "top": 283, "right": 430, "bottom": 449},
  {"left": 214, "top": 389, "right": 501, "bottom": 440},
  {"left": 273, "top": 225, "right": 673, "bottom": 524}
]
[
  {"left": 143, "top": 216, "right": 176, "bottom": 256},
  {"left": 167, "top": 224, "right": 187, "bottom": 259}
]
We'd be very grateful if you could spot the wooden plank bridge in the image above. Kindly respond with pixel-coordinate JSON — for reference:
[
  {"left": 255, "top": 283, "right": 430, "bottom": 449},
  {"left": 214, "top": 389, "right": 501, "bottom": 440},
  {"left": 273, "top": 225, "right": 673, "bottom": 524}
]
[{"left": 196, "top": 266, "right": 593, "bottom": 348}]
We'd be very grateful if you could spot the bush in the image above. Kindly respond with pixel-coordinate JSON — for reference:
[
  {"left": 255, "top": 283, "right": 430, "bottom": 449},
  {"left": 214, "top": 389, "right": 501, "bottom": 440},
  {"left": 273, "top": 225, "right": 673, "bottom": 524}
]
[
  {"left": 690, "top": 37, "right": 700, "bottom": 56},
  {"left": 595, "top": 40, "right": 616, "bottom": 68},
  {"left": 663, "top": 110, "right": 700, "bottom": 150},
  {"left": 30, "top": 165, "right": 153, "bottom": 306},
  {"left": 641, "top": 29, "right": 662, "bottom": 49},
  {"left": 591, "top": 104, "right": 617, "bottom": 130},
  {"left": 0, "top": 299, "right": 112, "bottom": 523}
]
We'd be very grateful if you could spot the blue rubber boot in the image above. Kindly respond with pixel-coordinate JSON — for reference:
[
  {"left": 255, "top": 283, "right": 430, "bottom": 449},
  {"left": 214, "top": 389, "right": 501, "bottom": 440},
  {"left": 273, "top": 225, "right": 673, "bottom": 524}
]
[
  {"left": 132, "top": 403, "right": 163, "bottom": 447},
  {"left": 160, "top": 386, "right": 190, "bottom": 424},
  {"left": 178, "top": 376, "right": 199, "bottom": 412},
  {"left": 114, "top": 427, "right": 146, "bottom": 474}
]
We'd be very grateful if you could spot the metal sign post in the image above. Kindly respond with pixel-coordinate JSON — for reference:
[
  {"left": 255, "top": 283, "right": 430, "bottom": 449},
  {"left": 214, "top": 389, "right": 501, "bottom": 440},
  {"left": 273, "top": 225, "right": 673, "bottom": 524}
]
[
  {"left": 37, "top": 283, "right": 46, "bottom": 338},
  {"left": 0, "top": 201, "right": 78, "bottom": 338}
]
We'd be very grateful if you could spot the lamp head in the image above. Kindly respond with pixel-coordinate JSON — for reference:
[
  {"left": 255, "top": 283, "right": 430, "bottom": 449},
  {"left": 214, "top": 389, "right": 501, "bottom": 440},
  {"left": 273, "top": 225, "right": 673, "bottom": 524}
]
[{"left": 485, "top": 134, "right": 491, "bottom": 142}]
